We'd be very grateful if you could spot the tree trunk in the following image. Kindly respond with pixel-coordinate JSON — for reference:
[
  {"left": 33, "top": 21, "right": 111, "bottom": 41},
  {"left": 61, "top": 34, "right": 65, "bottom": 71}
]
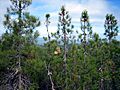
[
  {"left": 63, "top": 26, "right": 67, "bottom": 89},
  {"left": 18, "top": 55, "right": 22, "bottom": 90}
]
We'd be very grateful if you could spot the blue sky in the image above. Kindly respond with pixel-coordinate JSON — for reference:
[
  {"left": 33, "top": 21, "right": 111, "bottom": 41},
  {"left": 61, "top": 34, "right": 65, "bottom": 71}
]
[{"left": 0, "top": 0, "right": 120, "bottom": 39}]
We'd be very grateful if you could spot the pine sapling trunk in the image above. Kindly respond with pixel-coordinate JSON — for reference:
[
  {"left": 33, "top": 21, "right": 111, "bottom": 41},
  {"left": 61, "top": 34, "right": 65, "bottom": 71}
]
[
  {"left": 45, "top": 62, "right": 55, "bottom": 90},
  {"left": 18, "top": 54, "right": 22, "bottom": 90},
  {"left": 83, "top": 21, "right": 86, "bottom": 65},
  {"left": 45, "top": 14, "right": 55, "bottom": 90},
  {"left": 63, "top": 27, "right": 68, "bottom": 90},
  {"left": 63, "top": 31, "right": 67, "bottom": 74},
  {"left": 18, "top": 1, "right": 22, "bottom": 89}
]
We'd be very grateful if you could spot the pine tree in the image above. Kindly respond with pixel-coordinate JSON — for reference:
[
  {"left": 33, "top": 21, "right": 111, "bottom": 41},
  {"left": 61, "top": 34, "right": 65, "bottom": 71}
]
[
  {"left": 56, "top": 6, "right": 73, "bottom": 89},
  {"left": 104, "top": 14, "right": 119, "bottom": 90},
  {"left": 1, "top": 0, "right": 40, "bottom": 89},
  {"left": 80, "top": 10, "right": 92, "bottom": 63},
  {"left": 44, "top": 14, "right": 55, "bottom": 90},
  {"left": 80, "top": 10, "right": 93, "bottom": 90},
  {"left": 104, "top": 14, "right": 118, "bottom": 42}
]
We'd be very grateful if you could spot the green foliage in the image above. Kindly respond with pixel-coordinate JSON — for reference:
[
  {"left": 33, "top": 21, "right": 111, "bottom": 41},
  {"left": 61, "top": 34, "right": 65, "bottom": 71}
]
[
  {"left": 104, "top": 14, "right": 118, "bottom": 41},
  {"left": 0, "top": 2, "right": 120, "bottom": 90}
]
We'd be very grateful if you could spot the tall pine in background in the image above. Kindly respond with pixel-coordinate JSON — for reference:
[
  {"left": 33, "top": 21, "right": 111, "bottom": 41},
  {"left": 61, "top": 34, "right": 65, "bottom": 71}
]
[
  {"left": 57, "top": 6, "right": 73, "bottom": 90},
  {"left": 80, "top": 10, "right": 93, "bottom": 90},
  {"left": 104, "top": 14, "right": 119, "bottom": 90},
  {"left": 104, "top": 14, "right": 118, "bottom": 42}
]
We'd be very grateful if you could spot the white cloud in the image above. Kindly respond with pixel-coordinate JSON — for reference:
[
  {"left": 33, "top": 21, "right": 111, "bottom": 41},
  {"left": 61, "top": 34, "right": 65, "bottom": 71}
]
[{"left": 38, "top": 25, "right": 57, "bottom": 37}]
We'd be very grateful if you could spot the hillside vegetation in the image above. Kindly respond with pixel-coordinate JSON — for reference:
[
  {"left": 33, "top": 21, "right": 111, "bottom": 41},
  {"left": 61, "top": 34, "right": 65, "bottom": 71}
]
[{"left": 0, "top": 0, "right": 120, "bottom": 90}]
